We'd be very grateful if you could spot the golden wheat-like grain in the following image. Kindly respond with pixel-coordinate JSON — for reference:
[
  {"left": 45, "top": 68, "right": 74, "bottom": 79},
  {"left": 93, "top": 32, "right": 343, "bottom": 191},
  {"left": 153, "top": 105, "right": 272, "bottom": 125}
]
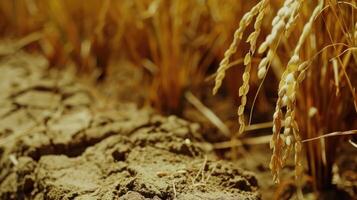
[
  {"left": 270, "top": 97, "right": 284, "bottom": 183},
  {"left": 237, "top": 0, "right": 269, "bottom": 135},
  {"left": 213, "top": 2, "right": 263, "bottom": 95},
  {"left": 293, "top": 0, "right": 323, "bottom": 56},
  {"left": 270, "top": 0, "right": 324, "bottom": 187},
  {"left": 285, "top": 0, "right": 302, "bottom": 37},
  {"left": 257, "top": 0, "right": 302, "bottom": 80}
]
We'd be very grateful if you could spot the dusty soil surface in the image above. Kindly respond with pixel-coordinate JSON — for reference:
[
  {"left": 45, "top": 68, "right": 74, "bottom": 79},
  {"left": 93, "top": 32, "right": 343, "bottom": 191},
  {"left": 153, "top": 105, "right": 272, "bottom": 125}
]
[{"left": 0, "top": 52, "right": 261, "bottom": 200}]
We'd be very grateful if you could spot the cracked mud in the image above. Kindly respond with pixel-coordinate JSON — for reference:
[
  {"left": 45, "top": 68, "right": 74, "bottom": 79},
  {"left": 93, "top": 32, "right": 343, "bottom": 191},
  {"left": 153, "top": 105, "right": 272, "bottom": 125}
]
[{"left": 0, "top": 52, "right": 261, "bottom": 200}]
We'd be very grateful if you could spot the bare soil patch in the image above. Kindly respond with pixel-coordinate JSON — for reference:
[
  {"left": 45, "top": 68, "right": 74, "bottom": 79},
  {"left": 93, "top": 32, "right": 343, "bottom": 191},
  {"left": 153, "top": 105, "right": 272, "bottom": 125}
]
[{"left": 0, "top": 52, "right": 260, "bottom": 200}]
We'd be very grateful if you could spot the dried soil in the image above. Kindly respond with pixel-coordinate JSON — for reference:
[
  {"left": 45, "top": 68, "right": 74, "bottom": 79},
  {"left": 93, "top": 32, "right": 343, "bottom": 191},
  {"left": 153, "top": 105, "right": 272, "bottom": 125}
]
[{"left": 0, "top": 52, "right": 261, "bottom": 200}]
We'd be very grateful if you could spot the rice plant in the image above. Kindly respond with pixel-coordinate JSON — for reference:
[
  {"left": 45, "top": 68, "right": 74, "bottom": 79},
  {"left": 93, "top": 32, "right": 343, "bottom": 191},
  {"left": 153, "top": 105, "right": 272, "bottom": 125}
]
[{"left": 214, "top": 0, "right": 357, "bottom": 198}]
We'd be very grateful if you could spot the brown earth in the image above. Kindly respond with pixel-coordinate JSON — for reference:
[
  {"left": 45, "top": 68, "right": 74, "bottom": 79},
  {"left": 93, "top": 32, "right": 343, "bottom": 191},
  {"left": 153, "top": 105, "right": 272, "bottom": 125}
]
[{"left": 0, "top": 52, "right": 261, "bottom": 200}]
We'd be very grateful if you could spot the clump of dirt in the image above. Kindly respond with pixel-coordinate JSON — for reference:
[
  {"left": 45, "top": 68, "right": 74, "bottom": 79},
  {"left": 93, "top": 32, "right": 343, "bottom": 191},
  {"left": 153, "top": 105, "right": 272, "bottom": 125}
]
[{"left": 0, "top": 52, "right": 261, "bottom": 199}]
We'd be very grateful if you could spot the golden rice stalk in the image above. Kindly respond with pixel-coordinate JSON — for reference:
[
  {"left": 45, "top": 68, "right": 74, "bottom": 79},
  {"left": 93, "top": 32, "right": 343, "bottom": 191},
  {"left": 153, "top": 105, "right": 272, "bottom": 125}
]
[
  {"left": 237, "top": 0, "right": 269, "bottom": 135},
  {"left": 270, "top": 0, "right": 324, "bottom": 186},
  {"left": 257, "top": 0, "right": 302, "bottom": 79},
  {"left": 212, "top": 1, "right": 264, "bottom": 95}
]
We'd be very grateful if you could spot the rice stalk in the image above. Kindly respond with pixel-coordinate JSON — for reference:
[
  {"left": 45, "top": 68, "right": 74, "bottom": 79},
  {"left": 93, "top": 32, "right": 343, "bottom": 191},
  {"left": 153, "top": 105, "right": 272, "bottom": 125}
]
[{"left": 214, "top": 0, "right": 357, "bottom": 198}]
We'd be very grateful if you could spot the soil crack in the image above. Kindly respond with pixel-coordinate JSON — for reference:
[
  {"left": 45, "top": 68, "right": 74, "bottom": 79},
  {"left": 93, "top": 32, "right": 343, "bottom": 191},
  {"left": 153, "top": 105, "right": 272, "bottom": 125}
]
[{"left": 0, "top": 52, "right": 261, "bottom": 200}]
